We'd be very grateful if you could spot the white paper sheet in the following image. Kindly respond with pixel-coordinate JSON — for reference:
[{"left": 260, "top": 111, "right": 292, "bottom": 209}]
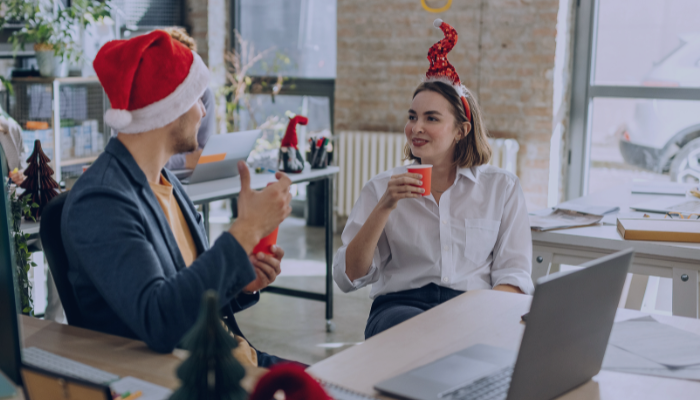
[{"left": 608, "top": 316, "right": 700, "bottom": 368}]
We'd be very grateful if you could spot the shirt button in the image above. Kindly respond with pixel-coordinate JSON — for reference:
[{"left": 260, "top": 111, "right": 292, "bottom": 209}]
[
  {"left": 442, "top": 219, "right": 447, "bottom": 224},
  {"left": 442, "top": 277, "right": 449, "bottom": 283},
  {"left": 443, "top": 245, "right": 449, "bottom": 251}
]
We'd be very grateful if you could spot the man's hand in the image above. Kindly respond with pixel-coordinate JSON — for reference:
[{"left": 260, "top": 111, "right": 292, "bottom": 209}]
[
  {"left": 229, "top": 161, "right": 292, "bottom": 254},
  {"left": 184, "top": 148, "right": 203, "bottom": 169},
  {"left": 243, "top": 245, "right": 284, "bottom": 293}
]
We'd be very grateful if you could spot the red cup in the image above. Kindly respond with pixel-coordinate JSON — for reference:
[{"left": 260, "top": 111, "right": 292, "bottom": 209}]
[
  {"left": 252, "top": 182, "right": 280, "bottom": 255},
  {"left": 407, "top": 164, "right": 432, "bottom": 196},
  {"left": 252, "top": 226, "right": 279, "bottom": 255}
]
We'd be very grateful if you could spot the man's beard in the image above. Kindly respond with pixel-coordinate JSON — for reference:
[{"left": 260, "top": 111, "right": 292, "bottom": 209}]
[{"left": 171, "top": 121, "right": 200, "bottom": 154}]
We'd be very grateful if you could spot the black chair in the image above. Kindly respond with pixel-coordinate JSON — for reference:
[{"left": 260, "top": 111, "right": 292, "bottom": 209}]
[{"left": 40, "top": 192, "right": 85, "bottom": 327}]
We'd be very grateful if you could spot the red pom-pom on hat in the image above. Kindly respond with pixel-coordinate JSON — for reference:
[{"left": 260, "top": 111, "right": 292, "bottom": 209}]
[
  {"left": 94, "top": 30, "right": 209, "bottom": 134},
  {"left": 249, "top": 363, "right": 332, "bottom": 400},
  {"left": 281, "top": 115, "right": 309, "bottom": 149}
]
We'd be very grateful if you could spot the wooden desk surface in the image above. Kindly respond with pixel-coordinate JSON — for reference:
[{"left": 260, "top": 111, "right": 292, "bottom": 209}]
[
  {"left": 307, "top": 290, "right": 700, "bottom": 399},
  {"left": 7, "top": 316, "right": 265, "bottom": 399}
]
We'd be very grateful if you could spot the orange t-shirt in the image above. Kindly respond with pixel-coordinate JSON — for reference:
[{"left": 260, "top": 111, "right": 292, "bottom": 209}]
[
  {"left": 149, "top": 175, "right": 198, "bottom": 267},
  {"left": 149, "top": 175, "right": 258, "bottom": 366}
]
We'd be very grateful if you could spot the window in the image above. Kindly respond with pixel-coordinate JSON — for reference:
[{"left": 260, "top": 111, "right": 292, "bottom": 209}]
[
  {"left": 236, "top": 0, "right": 336, "bottom": 78},
  {"left": 567, "top": 0, "right": 700, "bottom": 198},
  {"left": 231, "top": 0, "right": 336, "bottom": 154}
]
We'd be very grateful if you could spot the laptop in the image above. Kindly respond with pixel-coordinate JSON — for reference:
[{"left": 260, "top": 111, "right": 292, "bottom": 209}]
[
  {"left": 374, "top": 248, "right": 634, "bottom": 400},
  {"left": 172, "top": 129, "right": 261, "bottom": 184}
]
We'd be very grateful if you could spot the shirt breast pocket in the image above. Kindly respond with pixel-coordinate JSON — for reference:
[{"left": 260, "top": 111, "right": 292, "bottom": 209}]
[{"left": 463, "top": 218, "right": 500, "bottom": 265}]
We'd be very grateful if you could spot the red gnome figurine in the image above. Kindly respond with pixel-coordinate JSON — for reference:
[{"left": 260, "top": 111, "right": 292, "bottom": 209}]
[
  {"left": 249, "top": 363, "right": 332, "bottom": 400},
  {"left": 279, "top": 115, "right": 308, "bottom": 173}
]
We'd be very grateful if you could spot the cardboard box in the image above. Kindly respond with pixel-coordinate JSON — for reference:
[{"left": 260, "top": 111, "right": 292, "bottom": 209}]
[{"left": 617, "top": 218, "right": 700, "bottom": 243}]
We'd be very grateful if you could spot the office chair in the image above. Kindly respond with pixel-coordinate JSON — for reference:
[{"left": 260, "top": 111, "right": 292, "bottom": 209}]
[{"left": 40, "top": 192, "right": 85, "bottom": 327}]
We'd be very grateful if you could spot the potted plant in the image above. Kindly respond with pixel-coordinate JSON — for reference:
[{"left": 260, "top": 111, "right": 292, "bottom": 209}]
[{"left": 0, "top": 0, "right": 112, "bottom": 78}]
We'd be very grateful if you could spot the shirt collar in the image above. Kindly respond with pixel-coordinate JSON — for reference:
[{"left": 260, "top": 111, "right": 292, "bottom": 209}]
[{"left": 457, "top": 165, "right": 479, "bottom": 183}]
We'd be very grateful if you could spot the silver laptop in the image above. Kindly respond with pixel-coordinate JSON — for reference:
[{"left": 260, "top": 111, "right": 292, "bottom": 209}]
[
  {"left": 374, "top": 248, "right": 634, "bottom": 400},
  {"left": 172, "top": 129, "right": 261, "bottom": 184}
]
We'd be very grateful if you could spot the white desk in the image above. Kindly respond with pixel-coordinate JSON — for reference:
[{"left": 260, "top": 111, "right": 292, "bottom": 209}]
[
  {"left": 533, "top": 185, "right": 700, "bottom": 318},
  {"left": 308, "top": 290, "right": 700, "bottom": 399},
  {"left": 183, "top": 165, "right": 340, "bottom": 331}
]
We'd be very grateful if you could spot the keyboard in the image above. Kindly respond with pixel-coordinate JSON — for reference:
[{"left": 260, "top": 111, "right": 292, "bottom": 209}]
[
  {"left": 22, "top": 347, "right": 120, "bottom": 385},
  {"left": 440, "top": 366, "right": 513, "bottom": 400}
]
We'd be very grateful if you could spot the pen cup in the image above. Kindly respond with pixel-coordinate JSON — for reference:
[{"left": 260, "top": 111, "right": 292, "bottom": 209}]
[{"left": 407, "top": 164, "right": 432, "bottom": 197}]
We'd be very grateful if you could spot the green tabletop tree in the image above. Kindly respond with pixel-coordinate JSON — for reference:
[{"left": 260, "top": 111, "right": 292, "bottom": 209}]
[
  {"left": 20, "top": 140, "right": 59, "bottom": 219},
  {"left": 170, "top": 290, "right": 248, "bottom": 400}
]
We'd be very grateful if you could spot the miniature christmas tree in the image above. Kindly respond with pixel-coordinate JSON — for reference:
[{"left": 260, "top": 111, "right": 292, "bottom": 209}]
[
  {"left": 170, "top": 290, "right": 248, "bottom": 400},
  {"left": 20, "top": 140, "right": 60, "bottom": 219}
]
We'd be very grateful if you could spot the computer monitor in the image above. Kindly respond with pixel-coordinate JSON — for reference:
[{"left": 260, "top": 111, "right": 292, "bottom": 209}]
[{"left": 0, "top": 145, "right": 23, "bottom": 385}]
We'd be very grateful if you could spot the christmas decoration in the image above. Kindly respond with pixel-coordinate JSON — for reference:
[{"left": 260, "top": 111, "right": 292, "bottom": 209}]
[
  {"left": 249, "top": 363, "right": 332, "bottom": 400},
  {"left": 170, "top": 290, "right": 247, "bottom": 400},
  {"left": 20, "top": 140, "right": 59, "bottom": 219},
  {"left": 425, "top": 19, "right": 471, "bottom": 121},
  {"left": 278, "top": 115, "right": 308, "bottom": 173},
  {"left": 94, "top": 30, "right": 209, "bottom": 134}
]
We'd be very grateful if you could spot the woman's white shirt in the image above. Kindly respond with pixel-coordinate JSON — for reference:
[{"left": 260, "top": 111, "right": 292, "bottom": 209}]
[{"left": 333, "top": 163, "right": 534, "bottom": 299}]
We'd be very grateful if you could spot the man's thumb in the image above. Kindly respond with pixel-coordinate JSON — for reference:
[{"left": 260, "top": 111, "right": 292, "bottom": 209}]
[{"left": 238, "top": 161, "right": 251, "bottom": 192}]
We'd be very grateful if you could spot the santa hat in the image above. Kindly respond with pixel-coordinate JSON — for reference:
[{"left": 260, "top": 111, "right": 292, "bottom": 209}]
[
  {"left": 280, "top": 115, "right": 309, "bottom": 149},
  {"left": 93, "top": 30, "right": 209, "bottom": 134},
  {"left": 425, "top": 19, "right": 472, "bottom": 122},
  {"left": 249, "top": 363, "right": 331, "bottom": 400}
]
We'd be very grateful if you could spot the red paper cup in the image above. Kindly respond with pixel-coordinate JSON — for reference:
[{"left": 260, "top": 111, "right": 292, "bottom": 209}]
[
  {"left": 407, "top": 164, "right": 432, "bottom": 196},
  {"left": 252, "top": 226, "right": 279, "bottom": 255},
  {"left": 252, "top": 182, "right": 280, "bottom": 255}
]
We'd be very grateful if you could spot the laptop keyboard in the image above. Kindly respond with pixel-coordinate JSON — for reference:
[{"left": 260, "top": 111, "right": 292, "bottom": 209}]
[{"left": 440, "top": 366, "right": 513, "bottom": 400}]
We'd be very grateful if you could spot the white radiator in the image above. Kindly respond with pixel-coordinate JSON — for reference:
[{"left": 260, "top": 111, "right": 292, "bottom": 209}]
[{"left": 335, "top": 131, "right": 519, "bottom": 218}]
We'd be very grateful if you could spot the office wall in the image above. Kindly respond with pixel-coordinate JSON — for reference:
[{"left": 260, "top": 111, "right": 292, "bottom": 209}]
[{"left": 336, "top": 0, "right": 561, "bottom": 209}]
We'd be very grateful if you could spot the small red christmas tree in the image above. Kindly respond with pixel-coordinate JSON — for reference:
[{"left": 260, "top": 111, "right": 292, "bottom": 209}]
[{"left": 20, "top": 140, "right": 60, "bottom": 219}]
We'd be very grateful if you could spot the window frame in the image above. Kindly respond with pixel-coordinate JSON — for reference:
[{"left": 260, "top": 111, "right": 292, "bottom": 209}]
[
  {"left": 229, "top": 0, "right": 336, "bottom": 136},
  {"left": 566, "top": 0, "right": 700, "bottom": 200}
]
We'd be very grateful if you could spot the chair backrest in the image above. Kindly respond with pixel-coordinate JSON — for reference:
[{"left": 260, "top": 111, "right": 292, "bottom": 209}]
[{"left": 40, "top": 192, "right": 84, "bottom": 327}]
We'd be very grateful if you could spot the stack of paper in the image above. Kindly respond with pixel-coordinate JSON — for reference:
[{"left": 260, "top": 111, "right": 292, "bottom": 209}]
[
  {"left": 529, "top": 209, "right": 603, "bottom": 232},
  {"left": 602, "top": 316, "right": 700, "bottom": 381}
]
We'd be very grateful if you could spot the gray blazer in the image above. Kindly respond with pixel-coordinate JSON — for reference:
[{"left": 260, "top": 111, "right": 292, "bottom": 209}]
[{"left": 62, "top": 138, "right": 258, "bottom": 352}]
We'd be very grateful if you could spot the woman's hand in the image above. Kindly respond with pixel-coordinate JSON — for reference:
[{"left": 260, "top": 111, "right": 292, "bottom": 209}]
[
  {"left": 493, "top": 284, "right": 524, "bottom": 294},
  {"left": 9, "top": 169, "right": 25, "bottom": 185},
  {"left": 377, "top": 173, "right": 424, "bottom": 211}
]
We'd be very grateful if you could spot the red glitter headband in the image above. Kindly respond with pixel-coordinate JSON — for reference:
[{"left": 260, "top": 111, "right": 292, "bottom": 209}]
[{"left": 425, "top": 19, "right": 472, "bottom": 122}]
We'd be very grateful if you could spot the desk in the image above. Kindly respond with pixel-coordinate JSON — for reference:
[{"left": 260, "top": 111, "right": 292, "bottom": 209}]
[
  {"left": 532, "top": 185, "right": 700, "bottom": 318},
  {"left": 182, "top": 165, "right": 340, "bottom": 331},
  {"left": 307, "top": 290, "right": 700, "bottom": 399},
  {"left": 5, "top": 316, "right": 266, "bottom": 399}
]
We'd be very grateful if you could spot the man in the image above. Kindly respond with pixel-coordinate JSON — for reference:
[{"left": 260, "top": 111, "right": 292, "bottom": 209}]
[{"left": 62, "top": 30, "right": 291, "bottom": 367}]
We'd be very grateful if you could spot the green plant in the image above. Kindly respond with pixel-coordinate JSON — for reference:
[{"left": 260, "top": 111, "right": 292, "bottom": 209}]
[
  {"left": 221, "top": 31, "right": 291, "bottom": 132},
  {"left": 0, "top": 0, "right": 112, "bottom": 63},
  {"left": 8, "top": 185, "right": 38, "bottom": 316}
]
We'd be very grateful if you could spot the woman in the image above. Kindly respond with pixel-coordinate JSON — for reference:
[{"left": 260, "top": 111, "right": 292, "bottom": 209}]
[{"left": 332, "top": 20, "right": 533, "bottom": 339}]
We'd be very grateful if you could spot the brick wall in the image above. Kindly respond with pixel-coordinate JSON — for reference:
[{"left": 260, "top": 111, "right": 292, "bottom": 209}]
[{"left": 336, "top": 0, "right": 560, "bottom": 210}]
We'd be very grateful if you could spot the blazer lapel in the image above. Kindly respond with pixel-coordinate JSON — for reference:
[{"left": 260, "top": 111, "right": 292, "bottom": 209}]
[
  {"left": 169, "top": 175, "right": 208, "bottom": 254},
  {"left": 105, "top": 138, "right": 187, "bottom": 271}
]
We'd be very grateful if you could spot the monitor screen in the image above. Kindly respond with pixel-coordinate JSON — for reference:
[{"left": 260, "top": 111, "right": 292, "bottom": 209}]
[{"left": 0, "top": 146, "right": 23, "bottom": 385}]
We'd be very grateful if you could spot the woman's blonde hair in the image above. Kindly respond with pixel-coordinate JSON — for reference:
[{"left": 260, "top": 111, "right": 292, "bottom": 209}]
[
  {"left": 404, "top": 81, "right": 491, "bottom": 168},
  {"left": 162, "top": 27, "right": 197, "bottom": 52}
]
